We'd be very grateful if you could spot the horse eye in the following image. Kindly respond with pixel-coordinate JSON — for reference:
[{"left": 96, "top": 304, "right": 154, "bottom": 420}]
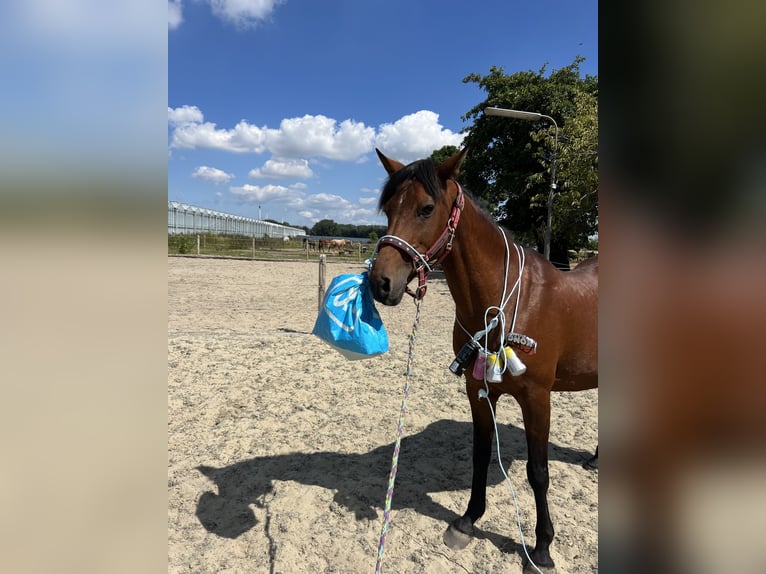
[{"left": 419, "top": 204, "right": 434, "bottom": 218}]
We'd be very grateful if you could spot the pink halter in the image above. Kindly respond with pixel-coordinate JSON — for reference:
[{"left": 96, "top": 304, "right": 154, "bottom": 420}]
[{"left": 373, "top": 181, "right": 464, "bottom": 300}]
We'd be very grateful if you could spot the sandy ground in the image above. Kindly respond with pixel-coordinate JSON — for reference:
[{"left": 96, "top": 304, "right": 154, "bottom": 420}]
[{"left": 168, "top": 257, "right": 598, "bottom": 573}]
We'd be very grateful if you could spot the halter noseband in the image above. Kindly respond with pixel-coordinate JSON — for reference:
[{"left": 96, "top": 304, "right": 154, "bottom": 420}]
[{"left": 373, "top": 180, "right": 465, "bottom": 300}]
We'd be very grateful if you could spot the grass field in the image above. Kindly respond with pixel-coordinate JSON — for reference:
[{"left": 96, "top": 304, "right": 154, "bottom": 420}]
[{"left": 168, "top": 233, "right": 370, "bottom": 262}]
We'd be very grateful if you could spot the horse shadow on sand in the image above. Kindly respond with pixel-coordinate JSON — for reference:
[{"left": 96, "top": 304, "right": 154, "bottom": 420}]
[{"left": 196, "top": 418, "right": 593, "bottom": 555}]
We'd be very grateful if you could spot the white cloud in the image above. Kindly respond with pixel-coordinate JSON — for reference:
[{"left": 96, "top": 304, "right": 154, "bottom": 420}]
[
  {"left": 302, "top": 193, "right": 353, "bottom": 209},
  {"left": 359, "top": 196, "right": 377, "bottom": 206},
  {"left": 168, "top": 1, "right": 183, "bottom": 30},
  {"left": 171, "top": 118, "right": 268, "bottom": 153},
  {"left": 169, "top": 109, "right": 374, "bottom": 160},
  {"left": 229, "top": 183, "right": 304, "bottom": 204},
  {"left": 248, "top": 158, "right": 313, "bottom": 179},
  {"left": 168, "top": 106, "right": 463, "bottom": 169},
  {"left": 228, "top": 184, "right": 384, "bottom": 225},
  {"left": 168, "top": 0, "right": 284, "bottom": 30},
  {"left": 291, "top": 194, "right": 383, "bottom": 226},
  {"left": 168, "top": 105, "right": 203, "bottom": 126},
  {"left": 268, "top": 115, "right": 375, "bottom": 161},
  {"left": 375, "top": 110, "right": 464, "bottom": 163},
  {"left": 208, "top": 0, "right": 285, "bottom": 28},
  {"left": 332, "top": 206, "right": 382, "bottom": 225},
  {"left": 192, "top": 165, "right": 234, "bottom": 184}
]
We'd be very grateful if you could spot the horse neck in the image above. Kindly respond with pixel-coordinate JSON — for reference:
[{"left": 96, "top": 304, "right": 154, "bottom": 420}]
[{"left": 440, "top": 196, "right": 518, "bottom": 332}]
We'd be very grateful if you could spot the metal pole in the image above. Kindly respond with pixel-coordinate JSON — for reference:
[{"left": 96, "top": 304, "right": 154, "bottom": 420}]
[
  {"left": 542, "top": 116, "right": 558, "bottom": 262},
  {"left": 484, "top": 107, "right": 559, "bottom": 261}
]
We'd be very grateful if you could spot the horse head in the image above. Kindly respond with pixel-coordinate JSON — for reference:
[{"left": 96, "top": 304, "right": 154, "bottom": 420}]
[{"left": 369, "top": 148, "right": 467, "bottom": 305}]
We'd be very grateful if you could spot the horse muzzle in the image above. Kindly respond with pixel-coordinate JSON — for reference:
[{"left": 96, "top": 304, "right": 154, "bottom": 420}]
[{"left": 368, "top": 246, "right": 416, "bottom": 305}]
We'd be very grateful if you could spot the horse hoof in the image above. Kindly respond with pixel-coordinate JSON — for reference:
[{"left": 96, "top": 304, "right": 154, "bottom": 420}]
[
  {"left": 443, "top": 523, "right": 472, "bottom": 550},
  {"left": 523, "top": 559, "right": 556, "bottom": 574}
]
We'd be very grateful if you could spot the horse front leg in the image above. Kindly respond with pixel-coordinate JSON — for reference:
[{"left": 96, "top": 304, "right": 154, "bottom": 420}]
[
  {"left": 443, "top": 385, "right": 497, "bottom": 550},
  {"left": 519, "top": 387, "right": 556, "bottom": 573}
]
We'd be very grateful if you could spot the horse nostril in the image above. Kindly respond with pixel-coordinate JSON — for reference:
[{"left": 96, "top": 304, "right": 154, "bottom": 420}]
[{"left": 379, "top": 276, "right": 391, "bottom": 296}]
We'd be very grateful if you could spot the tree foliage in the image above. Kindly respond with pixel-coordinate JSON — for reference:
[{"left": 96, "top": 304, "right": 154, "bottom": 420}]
[
  {"left": 308, "top": 219, "right": 387, "bottom": 239},
  {"left": 430, "top": 145, "right": 460, "bottom": 166},
  {"left": 460, "top": 57, "right": 598, "bottom": 266}
]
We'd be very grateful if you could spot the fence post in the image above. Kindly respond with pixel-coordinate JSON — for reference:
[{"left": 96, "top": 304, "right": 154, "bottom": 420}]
[
  {"left": 318, "top": 254, "right": 326, "bottom": 312},
  {"left": 197, "top": 234, "right": 200, "bottom": 255},
  {"left": 252, "top": 234, "right": 255, "bottom": 259}
]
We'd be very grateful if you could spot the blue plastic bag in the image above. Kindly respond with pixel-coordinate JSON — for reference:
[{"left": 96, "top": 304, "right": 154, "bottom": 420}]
[{"left": 312, "top": 272, "right": 389, "bottom": 360}]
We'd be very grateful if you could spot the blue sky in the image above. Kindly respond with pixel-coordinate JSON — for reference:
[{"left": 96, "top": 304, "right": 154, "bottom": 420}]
[{"left": 168, "top": 0, "right": 597, "bottom": 228}]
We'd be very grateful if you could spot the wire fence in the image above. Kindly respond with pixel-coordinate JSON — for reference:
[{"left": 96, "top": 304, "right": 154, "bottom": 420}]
[{"left": 168, "top": 233, "right": 371, "bottom": 264}]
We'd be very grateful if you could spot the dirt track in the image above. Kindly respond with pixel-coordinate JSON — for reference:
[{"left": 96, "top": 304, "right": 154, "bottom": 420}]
[{"left": 168, "top": 257, "right": 598, "bottom": 573}]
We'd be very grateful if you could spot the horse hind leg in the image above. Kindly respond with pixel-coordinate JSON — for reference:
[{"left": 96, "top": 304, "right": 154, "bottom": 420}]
[
  {"left": 443, "top": 388, "right": 496, "bottom": 550},
  {"left": 583, "top": 445, "right": 598, "bottom": 470},
  {"left": 519, "top": 388, "right": 557, "bottom": 573}
]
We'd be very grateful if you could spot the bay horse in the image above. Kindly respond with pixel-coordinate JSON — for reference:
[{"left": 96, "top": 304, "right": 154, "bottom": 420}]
[{"left": 368, "top": 148, "right": 598, "bottom": 573}]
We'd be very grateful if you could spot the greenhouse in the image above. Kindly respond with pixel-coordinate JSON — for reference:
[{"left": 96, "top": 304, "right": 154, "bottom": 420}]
[{"left": 168, "top": 201, "right": 305, "bottom": 239}]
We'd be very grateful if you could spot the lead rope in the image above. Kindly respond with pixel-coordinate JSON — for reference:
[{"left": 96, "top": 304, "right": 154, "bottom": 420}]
[{"left": 375, "top": 297, "right": 422, "bottom": 573}]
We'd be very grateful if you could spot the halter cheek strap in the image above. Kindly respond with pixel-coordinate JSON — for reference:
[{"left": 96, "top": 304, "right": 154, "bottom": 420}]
[{"left": 374, "top": 181, "right": 465, "bottom": 300}]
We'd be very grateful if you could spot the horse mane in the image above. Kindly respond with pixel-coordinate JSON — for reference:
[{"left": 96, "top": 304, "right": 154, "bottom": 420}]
[{"left": 378, "top": 159, "right": 442, "bottom": 211}]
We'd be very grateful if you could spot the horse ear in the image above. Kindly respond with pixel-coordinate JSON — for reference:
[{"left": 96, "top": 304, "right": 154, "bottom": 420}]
[
  {"left": 376, "top": 148, "right": 405, "bottom": 175},
  {"left": 436, "top": 148, "right": 468, "bottom": 181},
  {"left": 437, "top": 148, "right": 468, "bottom": 182}
]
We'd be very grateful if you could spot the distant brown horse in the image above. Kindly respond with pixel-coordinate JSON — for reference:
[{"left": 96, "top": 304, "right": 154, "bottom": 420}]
[
  {"left": 318, "top": 238, "right": 351, "bottom": 254},
  {"left": 368, "top": 149, "right": 598, "bottom": 573}
]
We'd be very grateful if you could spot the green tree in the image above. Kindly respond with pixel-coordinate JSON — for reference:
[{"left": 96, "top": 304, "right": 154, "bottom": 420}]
[
  {"left": 430, "top": 145, "right": 460, "bottom": 166},
  {"left": 310, "top": 219, "right": 339, "bottom": 236},
  {"left": 460, "top": 57, "right": 598, "bottom": 268}
]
